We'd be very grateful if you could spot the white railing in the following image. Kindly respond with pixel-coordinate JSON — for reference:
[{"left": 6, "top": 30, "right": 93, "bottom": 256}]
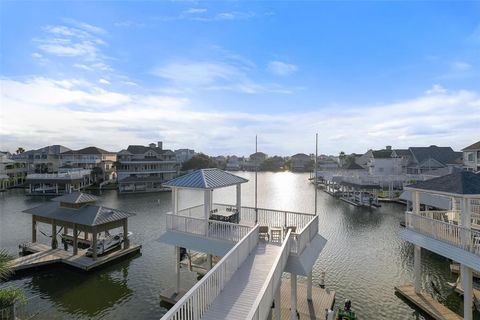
[
  {"left": 247, "top": 230, "right": 292, "bottom": 320},
  {"left": 166, "top": 214, "right": 252, "bottom": 242},
  {"left": 161, "top": 225, "right": 259, "bottom": 320},
  {"left": 290, "top": 215, "right": 319, "bottom": 255},
  {"left": 26, "top": 170, "right": 91, "bottom": 180},
  {"left": 214, "top": 204, "right": 315, "bottom": 231},
  {"left": 177, "top": 204, "right": 205, "bottom": 218},
  {"left": 406, "top": 212, "right": 480, "bottom": 255}
]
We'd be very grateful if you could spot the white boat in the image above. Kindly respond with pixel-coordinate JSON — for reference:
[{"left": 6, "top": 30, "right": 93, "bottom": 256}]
[{"left": 86, "top": 232, "right": 132, "bottom": 257}]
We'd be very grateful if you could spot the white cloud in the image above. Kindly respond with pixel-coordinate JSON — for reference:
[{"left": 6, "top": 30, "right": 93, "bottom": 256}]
[
  {"left": 1, "top": 77, "right": 479, "bottom": 156},
  {"left": 99, "top": 78, "right": 111, "bottom": 85},
  {"left": 452, "top": 61, "right": 472, "bottom": 71},
  {"left": 267, "top": 61, "right": 298, "bottom": 76},
  {"left": 159, "top": 10, "right": 256, "bottom": 22}
]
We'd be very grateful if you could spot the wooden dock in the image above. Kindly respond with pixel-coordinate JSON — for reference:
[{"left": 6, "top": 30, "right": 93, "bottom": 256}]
[
  {"left": 10, "top": 242, "right": 141, "bottom": 272},
  {"left": 276, "top": 278, "right": 336, "bottom": 320},
  {"left": 450, "top": 263, "right": 480, "bottom": 279},
  {"left": 159, "top": 287, "right": 188, "bottom": 306},
  {"left": 395, "top": 284, "right": 462, "bottom": 320}
]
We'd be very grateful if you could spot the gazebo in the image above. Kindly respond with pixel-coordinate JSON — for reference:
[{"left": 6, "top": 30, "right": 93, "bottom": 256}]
[{"left": 23, "top": 192, "right": 134, "bottom": 260}]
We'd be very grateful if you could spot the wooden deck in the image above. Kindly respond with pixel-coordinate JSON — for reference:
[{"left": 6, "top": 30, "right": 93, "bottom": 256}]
[
  {"left": 276, "top": 278, "right": 335, "bottom": 320},
  {"left": 450, "top": 263, "right": 480, "bottom": 279},
  {"left": 201, "top": 242, "right": 282, "bottom": 320},
  {"left": 10, "top": 242, "right": 141, "bottom": 272},
  {"left": 395, "top": 284, "right": 462, "bottom": 320},
  {"left": 159, "top": 287, "right": 188, "bottom": 306}
]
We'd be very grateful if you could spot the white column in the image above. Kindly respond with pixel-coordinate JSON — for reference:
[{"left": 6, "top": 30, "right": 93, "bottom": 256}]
[
  {"left": 204, "top": 189, "right": 212, "bottom": 235},
  {"left": 274, "top": 283, "right": 281, "bottom": 320},
  {"left": 461, "top": 264, "right": 473, "bottom": 320},
  {"left": 414, "top": 245, "right": 421, "bottom": 293},
  {"left": 413, "top": 191, "right": 420, "bottom": 214},
  {"left": 171, "top": 188, "right": 177, "bottom": 214},
  {"left": 290, "top": 273, "right": 297, "bottom": 320},
  {"left": 207, "top": 254, "right": 212, "bottom": 270},
  {"left": 307, "top": 271, "right": 313, "bottom": 300},
  {"left": 236, "top": 184, "right": 241, "bottom": 214},
  {"left": 175, "top": 246, "right": 180, "bottom": 293}
]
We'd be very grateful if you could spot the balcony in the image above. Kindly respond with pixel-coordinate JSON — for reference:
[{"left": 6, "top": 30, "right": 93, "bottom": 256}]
[{"left": 405, "top": 212, "right": 480, "bottom": 257}]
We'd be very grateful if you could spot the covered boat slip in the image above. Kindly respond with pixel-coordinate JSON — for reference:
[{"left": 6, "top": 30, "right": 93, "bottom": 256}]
[{"left": 10, "top": 192, "right": 141, "bottom": 272}]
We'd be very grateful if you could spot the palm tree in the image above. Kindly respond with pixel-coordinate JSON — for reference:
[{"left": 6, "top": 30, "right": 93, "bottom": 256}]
[
  {"left": 0, "top": 249, "right": 12, "bottom": 280},
  {"left": 15, "top": 147, "right": 25, "bottom": 155}
]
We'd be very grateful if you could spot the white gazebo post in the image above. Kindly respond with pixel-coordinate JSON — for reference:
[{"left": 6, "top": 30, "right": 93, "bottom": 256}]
[
  {"left": 290, "top": 272, "right": 297, "bottom": 320},
  {"left": 175, "top": 246, "right": 181, "bottom": 294},
  {"left": 412, "top": 189, "right": 422, "bottom": 293},
  {"left": 171, "top": 187, "right": 178, "bottom": 215},
  {"left": 204, "top": 189, "right": 212, "bottom": 236},
  {"left": 460, "top": 196, "right": 473, "bottom": 320},
  {"left": 236, "top": 183, "right": 241, "bottom": 220}
]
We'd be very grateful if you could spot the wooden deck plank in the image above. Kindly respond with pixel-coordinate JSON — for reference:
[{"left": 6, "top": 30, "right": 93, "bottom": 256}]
[{"left": 395, "top": 284, "right": 462, "bottom": 320}]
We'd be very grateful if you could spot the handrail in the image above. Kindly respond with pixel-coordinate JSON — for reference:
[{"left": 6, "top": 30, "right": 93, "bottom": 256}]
[
  {"left": 290, "top": 215, "right": 319, "bottom": 255},
  {"left": 215, "top": 203, "right": 316, "bottom": 217},
  {"left": 166, "top": 214, "right": 252, "bottom": 242},
  {"left": 406, "top": 212, "right": 480, "bottom": 255},
  {"left": 247, "top": 230, "right": 292, "bottom": 320},
  {"left": 161, "top": 225, "right": 260, "bottom": 320}
]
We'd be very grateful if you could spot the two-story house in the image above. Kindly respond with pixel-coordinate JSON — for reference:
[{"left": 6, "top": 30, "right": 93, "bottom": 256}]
[
  {"left": 243, "top": 152, "right": 267, "bottom": 171},
  {"left": 60, "top": 146, "right": 117, "bottom": 182},
  {"left": 174, "top": 149, "right": 195, "bottom": 164},
  {"left": 406, "top": 145, "right": 462, "bottom": 174},
  {"left": 116, "top": 142, "right": 178, "bottom": 193},
  {"left": 367, "top": 149, "right": 402, "bottom": 176},
  {"left": 14, "top": 145, "right": 71, "bottom": 173},
  {"left": 462, "top": 141, "right": 480, "bottom": 172},
  {"left": 290, "top": 153, "right": 312, "bottom": 172}
]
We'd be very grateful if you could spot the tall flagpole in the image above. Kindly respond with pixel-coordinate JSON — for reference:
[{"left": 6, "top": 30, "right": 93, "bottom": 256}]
[
  {"left": 255, "top": 135, "right": 258, "bottom": 223},
  {"left": 315, "top": 133, "right": 318, "bottom": 215}
]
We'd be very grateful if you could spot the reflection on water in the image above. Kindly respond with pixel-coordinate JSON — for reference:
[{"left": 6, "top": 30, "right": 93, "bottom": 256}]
[{"left": 0, "top": 172, "right": 477, "bottom": 319}]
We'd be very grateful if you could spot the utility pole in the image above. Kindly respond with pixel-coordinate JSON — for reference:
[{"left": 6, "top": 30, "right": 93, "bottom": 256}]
[
  {"left": 315, "top": 133, "right": 318, "bottom": 215},
  {"left": 255, "top": 135, "right": 258, "bottom": 223}
]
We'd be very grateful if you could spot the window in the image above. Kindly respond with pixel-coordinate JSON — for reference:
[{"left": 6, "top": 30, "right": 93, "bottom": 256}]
[{"left": 467, "top": 152, "right": 474, "bottom": 162}]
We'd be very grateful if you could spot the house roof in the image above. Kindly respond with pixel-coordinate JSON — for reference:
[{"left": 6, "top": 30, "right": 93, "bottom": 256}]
[
  {"left": 405, "top": 171, "right": 480, "bottom": 196},
  {"left": 393, "top": 149, "right": 411, "bottom": 157},
  {"left": 163, "top": 168, "right": 248, "bottom": 189},
  {"left": 462, "top": 141, "right": 480, "bottom": 151},
  {"left": 23, "top": 202, "right": 134, "bottom": 226},
  {"left": 51, "top": 192, "right": 98, "bottom": 204},
  {"left": 62, "top": 146, "right": 115, "bottom": 155},
  {"left": 409, "top": 146, "right": 459, "bottom": 165},
  {"left": 291, "top": 153, "right": 310, "bottom": 159},
  {"left": 343, "top": 162, "right": 365, "bottom": 170},
  {"left": 372, "top": 150, "right": 393, "bottom": 159},
  {"left": 125, "top": 145, "right": 173, "bottom": 155}
]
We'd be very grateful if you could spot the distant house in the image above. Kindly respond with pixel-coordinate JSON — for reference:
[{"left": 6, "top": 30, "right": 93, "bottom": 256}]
[
  {"left": 367, "top": 149, "right": 402, "bottom": 176},
  {"left": 175, "top": 149, "right": 195, "bottom": 164},
  {"left": 462, "top": 141, "right": 480, "bottom": 172},
  {"left": 60, "top": 146, "right": 117, "bottom": 181},
  {"left": 290, "top": 153, "right": 312, "bottom": 172},
  {"left": 226, "top": 156, "right": 242, "bottom": 171},
  {"left": 14, "top": 145, "right": 71, "bottom": 173},
  {"left": 406, "top": 145, "right": 462, "bottom": 174},
  {"left": 0, "top": 152, "right": 27, "bottom": 189},
  {"left": 317, "top": 158, "right": 338, "bottom": 170},
  {"left": 212, "top": 156, "right": 227, "bottom": 169},
  {"left": 116, "top": 142, "right": 178, "bottom": 193},
  {"left": 391, "top": 149, "right": 412, "bottom": 174},
  {"left": 243, "top": 152, "right": 268, "bottom": 171}
]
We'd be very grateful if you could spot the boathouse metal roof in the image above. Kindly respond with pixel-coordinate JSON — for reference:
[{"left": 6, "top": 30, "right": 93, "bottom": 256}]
[
  {"left": 52, "top": 192, "right": 98, "bottom": 204},
  {"left": 163, "top": 168, "right": 248, "bottom": 189},
  {"left": 405, "top": 171, "right": 480, "bottom": 196},
  {"left": 23, "top": 202, "right": 134, "bottom": 226}
]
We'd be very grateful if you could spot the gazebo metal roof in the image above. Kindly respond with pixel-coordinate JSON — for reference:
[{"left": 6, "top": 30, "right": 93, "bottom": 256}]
[
  {"left": 52, "top": 192, "right": 98, "bottom": 204},
  {"left": 405, "top": 171, "right": 480, "bottom": 196},
  {"left": 163, "top": 168, "right": 248, "bottom": 189},
  {"left": 23, "top": 197, "right": 134, "bottom": 227}
]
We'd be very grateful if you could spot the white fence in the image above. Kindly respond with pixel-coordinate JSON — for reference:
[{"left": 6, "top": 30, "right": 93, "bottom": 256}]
[
  {"left": 247, "top": 229, "right": 292, "bottom": 320},
  {"left": 166, "top": 214, "right": 252, "bottom": 242},
  {"left": 161, "top": 225, "right": 260, "bottom": 320},
  {"left": 406, "top": 212, "right": 480, "bottom": 255},
  {"left": 290, "top": 215, "right": 319, "bottom": 255}
]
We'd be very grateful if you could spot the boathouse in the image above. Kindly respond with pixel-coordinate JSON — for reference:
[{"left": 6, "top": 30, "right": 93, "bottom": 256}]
[
  {"left": 159, "top": 168, "right": 331, "bottom": 320},
  {"left": 400, "top": 171, "right": 480, "bottom": 320},
  {"left": 11, "top": 192, "right": 141, "bottom": 272}
]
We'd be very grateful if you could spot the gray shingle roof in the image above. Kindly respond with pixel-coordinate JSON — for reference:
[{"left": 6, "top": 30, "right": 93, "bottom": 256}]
[
  {"left": 372, "top": 150, "right": 393, "bottom": 159},
  {"left": 409, "top": 146, "right": 459, "bottom": 165},
  {"left": 405, "top": 171, "right": 480, "bottom": 195},
  {"left": 393, "top": 149, "right": 411, "bottom": 157},
  {"left": 462, "top": 141, "right": 480, "bottom": 151},
  {"left": 52, "top": 192, "right": 98, "bottom": 204},
  {"left": 163, "top": 168, "right": 248, "bottom": 189},
  {"left": 343, "top": 162, "right": 365, "bottom": 170},
  {"left": 61, "top": 146, "right": 115, "bottom": 155},
  {"left": 23, "top": 202, "right": 134, "bottom": 226}
]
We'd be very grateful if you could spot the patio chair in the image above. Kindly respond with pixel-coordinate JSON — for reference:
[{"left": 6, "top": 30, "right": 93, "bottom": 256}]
[{"left": 259, "top": 226, "right": 269, "bottom": 241}]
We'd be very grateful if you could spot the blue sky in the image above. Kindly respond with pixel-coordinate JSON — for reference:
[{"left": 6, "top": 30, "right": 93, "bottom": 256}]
[{"left": 1, "top": 1, "right": 479, "bottom": 156}]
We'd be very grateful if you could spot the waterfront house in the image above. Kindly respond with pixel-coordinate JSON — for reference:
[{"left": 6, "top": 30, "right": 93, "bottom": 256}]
[
  {"left": 401, "top": 171, "right": 480, "bottom": 320},
  {"left": 243, "top": 152, "right": 268, "bottom": 171},
  {"left": 25, "top": 168, "right": 93, "bottom": 195},
  {"left": 13, "top": 145, "right": 71, "bottom": 173},
  {"left": 61, "top": 146, "right": 117, "bottom": 182},
  {"left": 159, "top": 168, "right": 331, "bottom": 320},
  {"left": 225, "top": 155, "right": 242, "bottom": 171},
  {"left": 367, "top": 149, "right": 402, "bottom": 176},
  {"left": 290, "top": 153, "right": 312, "bottom": 172},
  {"left": 174, "top": 149, "right": 195, "bottom": 164},
  {"left": 116, "top": 142, "right": 178, "bottom": 193},
  {"left": 0, "top": 152, "right": 27, "bottom": 189},
  {"left": 462, "top": 141, "right": 480, "bottom": 172},
  {"left": 406, "top": 145, "right": 462, "bottom": 174}
]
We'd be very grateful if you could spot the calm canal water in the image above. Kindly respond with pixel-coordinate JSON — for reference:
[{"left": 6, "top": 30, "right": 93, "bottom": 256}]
[{"left": 0, "top": 172, "right": 475, "bottom": 319}]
